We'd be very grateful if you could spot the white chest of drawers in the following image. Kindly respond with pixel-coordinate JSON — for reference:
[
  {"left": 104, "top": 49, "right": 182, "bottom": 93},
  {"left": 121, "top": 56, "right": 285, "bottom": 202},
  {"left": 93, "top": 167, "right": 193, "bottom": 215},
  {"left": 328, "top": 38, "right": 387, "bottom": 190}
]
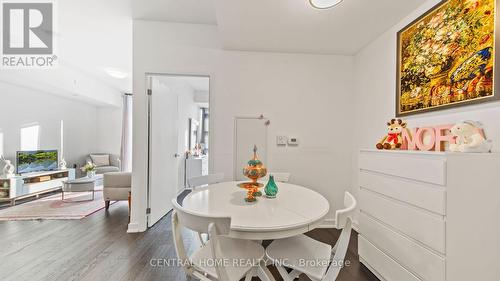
[{"left": 358, "top": 149, "right": 500, "bottom": 281}]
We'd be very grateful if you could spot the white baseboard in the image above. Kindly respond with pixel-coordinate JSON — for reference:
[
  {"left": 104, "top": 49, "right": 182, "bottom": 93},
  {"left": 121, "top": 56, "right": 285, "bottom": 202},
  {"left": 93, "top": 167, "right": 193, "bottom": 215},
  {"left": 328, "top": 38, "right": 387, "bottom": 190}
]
[
  {"left": 353, "top": 219, "right": 359, "bottom": 232},
  {"left": 318, "top": 219, "right": 359, "bottom": 233},
  {"left": 318, "top": 218, "right": 335, "bottom": 228},
  {"left": 127, "top": 222, "right": 145, "bottom": 233}
]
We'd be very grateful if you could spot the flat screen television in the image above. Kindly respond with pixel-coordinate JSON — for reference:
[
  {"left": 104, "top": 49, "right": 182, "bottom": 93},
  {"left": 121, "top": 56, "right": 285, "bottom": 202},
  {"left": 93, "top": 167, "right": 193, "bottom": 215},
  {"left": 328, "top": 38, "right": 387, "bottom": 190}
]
[{"left": 16, "top": 150, "right": 58, "bottom": 174}]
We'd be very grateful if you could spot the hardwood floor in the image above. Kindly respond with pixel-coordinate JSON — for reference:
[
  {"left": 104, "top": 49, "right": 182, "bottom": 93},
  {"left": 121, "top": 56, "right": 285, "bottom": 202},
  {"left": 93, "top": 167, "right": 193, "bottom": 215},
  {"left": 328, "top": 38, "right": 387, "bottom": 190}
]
[{"left": 0, "top": 202, "right": 379, "bottom": 281}]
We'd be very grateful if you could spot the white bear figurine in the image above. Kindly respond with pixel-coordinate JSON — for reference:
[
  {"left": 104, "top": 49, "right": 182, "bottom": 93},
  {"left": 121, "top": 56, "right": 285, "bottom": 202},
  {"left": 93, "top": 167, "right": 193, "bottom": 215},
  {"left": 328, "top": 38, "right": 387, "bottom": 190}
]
[{"left": 449, "top": 121, "right": 492, "bottom": 153}]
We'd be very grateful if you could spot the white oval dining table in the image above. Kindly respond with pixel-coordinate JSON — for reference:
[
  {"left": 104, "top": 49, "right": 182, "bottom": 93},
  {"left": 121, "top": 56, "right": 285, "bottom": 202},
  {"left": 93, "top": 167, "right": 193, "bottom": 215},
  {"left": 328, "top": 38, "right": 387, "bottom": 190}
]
[
  {"left": 181, "top": 181, "right": 330, "bottom": 240},
  {"left": 181, "top": 181, "right": 330, "bottom": 281}
]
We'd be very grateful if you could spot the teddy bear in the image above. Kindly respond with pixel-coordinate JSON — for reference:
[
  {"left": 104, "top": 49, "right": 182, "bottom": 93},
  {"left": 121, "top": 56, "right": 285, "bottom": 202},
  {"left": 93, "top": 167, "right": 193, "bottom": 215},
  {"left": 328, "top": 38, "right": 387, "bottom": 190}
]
[
  {"left": 376, "top": 119, "right": 407, "bottom": 150},
  {"left": 449, "top": 121, "right": 492, "bottom": 153}
]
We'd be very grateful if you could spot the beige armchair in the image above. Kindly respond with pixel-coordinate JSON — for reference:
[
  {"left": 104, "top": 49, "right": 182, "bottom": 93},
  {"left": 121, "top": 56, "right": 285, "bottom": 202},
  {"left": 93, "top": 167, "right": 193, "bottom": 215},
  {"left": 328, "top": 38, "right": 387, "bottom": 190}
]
[
  {"left": 86, "top": 153, "right": 121, "bottom": 174},
  {"left": 103, "top": 172, "right": 131, "bottom": 210}
]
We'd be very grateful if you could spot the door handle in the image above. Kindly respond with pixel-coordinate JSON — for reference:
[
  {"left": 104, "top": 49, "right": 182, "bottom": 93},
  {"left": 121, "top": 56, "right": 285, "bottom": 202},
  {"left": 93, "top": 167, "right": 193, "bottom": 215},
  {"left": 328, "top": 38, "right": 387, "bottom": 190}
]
[{"left": 174, "top": 153, "right": 181, "bottom": 158}]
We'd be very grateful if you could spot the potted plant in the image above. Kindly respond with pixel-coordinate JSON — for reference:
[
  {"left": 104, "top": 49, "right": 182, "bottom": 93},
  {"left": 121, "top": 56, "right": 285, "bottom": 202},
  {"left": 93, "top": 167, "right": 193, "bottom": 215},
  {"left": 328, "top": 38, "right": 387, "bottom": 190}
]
[{"left": 81, "top": 162, "right": 96, "bottom": 178}]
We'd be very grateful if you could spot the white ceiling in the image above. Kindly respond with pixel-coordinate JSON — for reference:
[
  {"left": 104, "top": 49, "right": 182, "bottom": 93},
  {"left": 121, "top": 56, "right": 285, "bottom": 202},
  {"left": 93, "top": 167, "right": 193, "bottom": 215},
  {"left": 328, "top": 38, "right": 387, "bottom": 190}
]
[
  {"left": 134, "top": 0, "right": 424, "bottom": 55},
  {"left": 133, "top": 0, "right": 217, "bottom": 25},
  {"left": 215, "top": 0, "right": 424, "bottom": 55},
  {"left": 0, "top": 0, "right": 132, "bottom": 107},
  {"left": 0, "top": 0, "right": 426, "bottom": 107},
  {"left": 57, "top": 0, "right": 132, "bottom": 96}
]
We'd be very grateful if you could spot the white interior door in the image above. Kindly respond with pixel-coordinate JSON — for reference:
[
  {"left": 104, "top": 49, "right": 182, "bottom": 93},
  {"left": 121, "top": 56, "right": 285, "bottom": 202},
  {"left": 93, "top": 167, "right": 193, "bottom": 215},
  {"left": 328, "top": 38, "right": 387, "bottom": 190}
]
[
  {"left": 148, "top": 78, "right": 180, "bottom": 226},
  {"left": 234, "top": 118, "right": 268, "bottom": 180}
]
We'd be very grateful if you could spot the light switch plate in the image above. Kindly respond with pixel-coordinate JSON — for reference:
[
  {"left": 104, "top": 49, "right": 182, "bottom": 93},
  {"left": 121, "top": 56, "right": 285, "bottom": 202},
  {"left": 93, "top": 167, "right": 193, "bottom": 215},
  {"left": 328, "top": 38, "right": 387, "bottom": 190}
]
[{"left": 276, "top": 136, "right": 287, "bottom": 145}]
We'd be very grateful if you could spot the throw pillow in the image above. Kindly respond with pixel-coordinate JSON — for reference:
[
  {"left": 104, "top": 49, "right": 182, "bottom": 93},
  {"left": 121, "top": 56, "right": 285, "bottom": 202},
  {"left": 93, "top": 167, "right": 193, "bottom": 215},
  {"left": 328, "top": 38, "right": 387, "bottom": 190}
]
[{"left": 90, "top": 154, "right": 110, "bottom": 167}]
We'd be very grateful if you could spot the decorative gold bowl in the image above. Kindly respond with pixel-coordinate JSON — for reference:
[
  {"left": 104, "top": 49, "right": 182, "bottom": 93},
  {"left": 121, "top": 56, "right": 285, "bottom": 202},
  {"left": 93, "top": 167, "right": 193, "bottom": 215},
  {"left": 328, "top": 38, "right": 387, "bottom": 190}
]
[{"left": 238, "top": 145, "right": 267, "bottom": 202}]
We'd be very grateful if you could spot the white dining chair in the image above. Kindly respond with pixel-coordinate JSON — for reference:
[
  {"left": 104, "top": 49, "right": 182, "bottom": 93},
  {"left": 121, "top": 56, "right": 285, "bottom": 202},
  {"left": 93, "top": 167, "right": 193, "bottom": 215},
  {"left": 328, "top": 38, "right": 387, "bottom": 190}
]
[
  {"left": 265, "top": 191, "right": 357, "bottom": 281},
  {"left": 186, "top": 173, "right": 225, "bottom": 246},
  {"left": 188, "top": 173, "right": 225, "bottom": 189},
  {"left": 261, "top": 172, "right": 291, "bottom": 183},
  {"left": 171, "top": 199, "right": 265, "bottom": 281}
]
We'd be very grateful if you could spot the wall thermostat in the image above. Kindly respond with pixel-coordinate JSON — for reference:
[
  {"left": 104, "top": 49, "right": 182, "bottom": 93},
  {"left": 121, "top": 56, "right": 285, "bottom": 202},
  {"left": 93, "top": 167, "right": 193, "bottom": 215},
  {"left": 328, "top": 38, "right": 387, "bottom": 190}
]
[{"left": 288, "top": 137, "right": 299, "bottom": 146}]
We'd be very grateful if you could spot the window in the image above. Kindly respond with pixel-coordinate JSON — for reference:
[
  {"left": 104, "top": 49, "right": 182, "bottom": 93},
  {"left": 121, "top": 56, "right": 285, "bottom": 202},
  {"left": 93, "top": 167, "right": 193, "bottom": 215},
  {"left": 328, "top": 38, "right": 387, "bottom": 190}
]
[{"left": 20, "top": 125, "right": 40, "bottom": 151}]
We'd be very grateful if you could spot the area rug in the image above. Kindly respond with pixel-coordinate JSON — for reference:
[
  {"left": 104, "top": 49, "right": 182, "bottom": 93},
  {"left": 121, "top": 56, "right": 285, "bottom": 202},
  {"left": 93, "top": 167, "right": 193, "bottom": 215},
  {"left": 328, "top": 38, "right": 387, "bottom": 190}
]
[{"left": 0, "top": 189, "right": 114, "bottom": 221}]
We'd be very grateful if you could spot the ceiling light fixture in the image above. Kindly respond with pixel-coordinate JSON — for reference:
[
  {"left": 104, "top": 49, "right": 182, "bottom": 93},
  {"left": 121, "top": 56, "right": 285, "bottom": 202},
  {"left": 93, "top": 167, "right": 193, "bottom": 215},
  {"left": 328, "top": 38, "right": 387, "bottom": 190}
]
[{"left": 309, "top": 0, "right": 343, "bottom": 9}]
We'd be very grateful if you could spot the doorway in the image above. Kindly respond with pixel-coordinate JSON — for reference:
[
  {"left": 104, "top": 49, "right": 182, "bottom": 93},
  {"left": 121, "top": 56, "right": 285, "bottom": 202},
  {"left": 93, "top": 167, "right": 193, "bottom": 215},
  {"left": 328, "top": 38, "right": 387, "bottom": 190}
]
[{"left": 147, "top": 74, "right": 210, "bottom": 227}]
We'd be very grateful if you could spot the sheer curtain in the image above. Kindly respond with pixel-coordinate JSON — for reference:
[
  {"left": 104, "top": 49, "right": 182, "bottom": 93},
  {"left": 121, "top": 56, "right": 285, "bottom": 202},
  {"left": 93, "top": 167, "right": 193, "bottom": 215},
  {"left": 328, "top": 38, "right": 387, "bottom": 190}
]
[{"left": 120, "top": 93, "right": 133, "bottom": 172}]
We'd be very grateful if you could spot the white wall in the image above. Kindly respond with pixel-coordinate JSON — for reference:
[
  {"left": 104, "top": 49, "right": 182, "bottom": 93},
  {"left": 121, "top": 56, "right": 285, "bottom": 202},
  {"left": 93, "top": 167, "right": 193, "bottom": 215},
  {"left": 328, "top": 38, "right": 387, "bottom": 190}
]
[
  {"left": 159, "top": 79, "right": 201, "bottom": 158},
  {"left": 352, "top": 0, "right": 500, "bottom": 212},
  {"left": 0, "top": 0, "right": 128, "bottom": 173},
  {"left": 0, "top": 82, "right": 97, "bottom": 168},
  {"left": 0, "top": 82, "right": 123, "bottom": 172},
  {"left": 153, "top": 78, "right": 202, "bottom": 191},
  {"left": 96, "top": 107, "right": 123, "bottom": 156},
  {"left": 131, "top": 21, "right": 354, "bottom": 232},
  {"left": 176, "top": 82, "right": 202, "bottom": 191}
]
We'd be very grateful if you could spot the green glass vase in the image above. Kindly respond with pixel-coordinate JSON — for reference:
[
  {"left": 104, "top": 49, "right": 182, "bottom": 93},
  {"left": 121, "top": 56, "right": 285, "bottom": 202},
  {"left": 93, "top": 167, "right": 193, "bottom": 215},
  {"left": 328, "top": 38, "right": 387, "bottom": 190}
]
[{"left": 265, "top": 175, "right": 278, "bottom": 198}]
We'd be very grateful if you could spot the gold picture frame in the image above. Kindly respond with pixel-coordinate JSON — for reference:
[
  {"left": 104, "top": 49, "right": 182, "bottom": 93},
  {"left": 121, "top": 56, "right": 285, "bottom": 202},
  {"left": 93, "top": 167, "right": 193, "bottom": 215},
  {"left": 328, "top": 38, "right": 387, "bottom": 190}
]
[{"left": 396, "top": 0, "right": 500, "bottom": 117}]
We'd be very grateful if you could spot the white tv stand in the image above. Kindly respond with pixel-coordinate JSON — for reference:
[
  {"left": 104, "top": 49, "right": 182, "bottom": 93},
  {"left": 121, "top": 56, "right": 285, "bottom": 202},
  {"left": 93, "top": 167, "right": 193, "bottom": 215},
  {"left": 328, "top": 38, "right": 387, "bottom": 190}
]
[{"left": 0, "top": 169, "right": 76, "bottom": 206}]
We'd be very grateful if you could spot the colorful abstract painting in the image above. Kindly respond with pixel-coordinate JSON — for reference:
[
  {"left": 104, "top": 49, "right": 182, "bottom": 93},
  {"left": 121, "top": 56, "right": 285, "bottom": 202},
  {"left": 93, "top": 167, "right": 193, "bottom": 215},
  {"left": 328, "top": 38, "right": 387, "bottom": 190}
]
[{"left": 397, "top": 0, "right": 498, "bottom": 116}]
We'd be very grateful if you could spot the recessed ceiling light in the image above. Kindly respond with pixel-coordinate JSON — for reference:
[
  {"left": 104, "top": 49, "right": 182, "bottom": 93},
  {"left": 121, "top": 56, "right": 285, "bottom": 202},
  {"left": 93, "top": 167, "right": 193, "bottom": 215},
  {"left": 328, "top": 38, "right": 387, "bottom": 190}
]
[
  {"left": 309, "top": 0, "right": 343, "bottom": 9},
  {"left": 105, "top": 68, "right": 128, "bottom": 79}
]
